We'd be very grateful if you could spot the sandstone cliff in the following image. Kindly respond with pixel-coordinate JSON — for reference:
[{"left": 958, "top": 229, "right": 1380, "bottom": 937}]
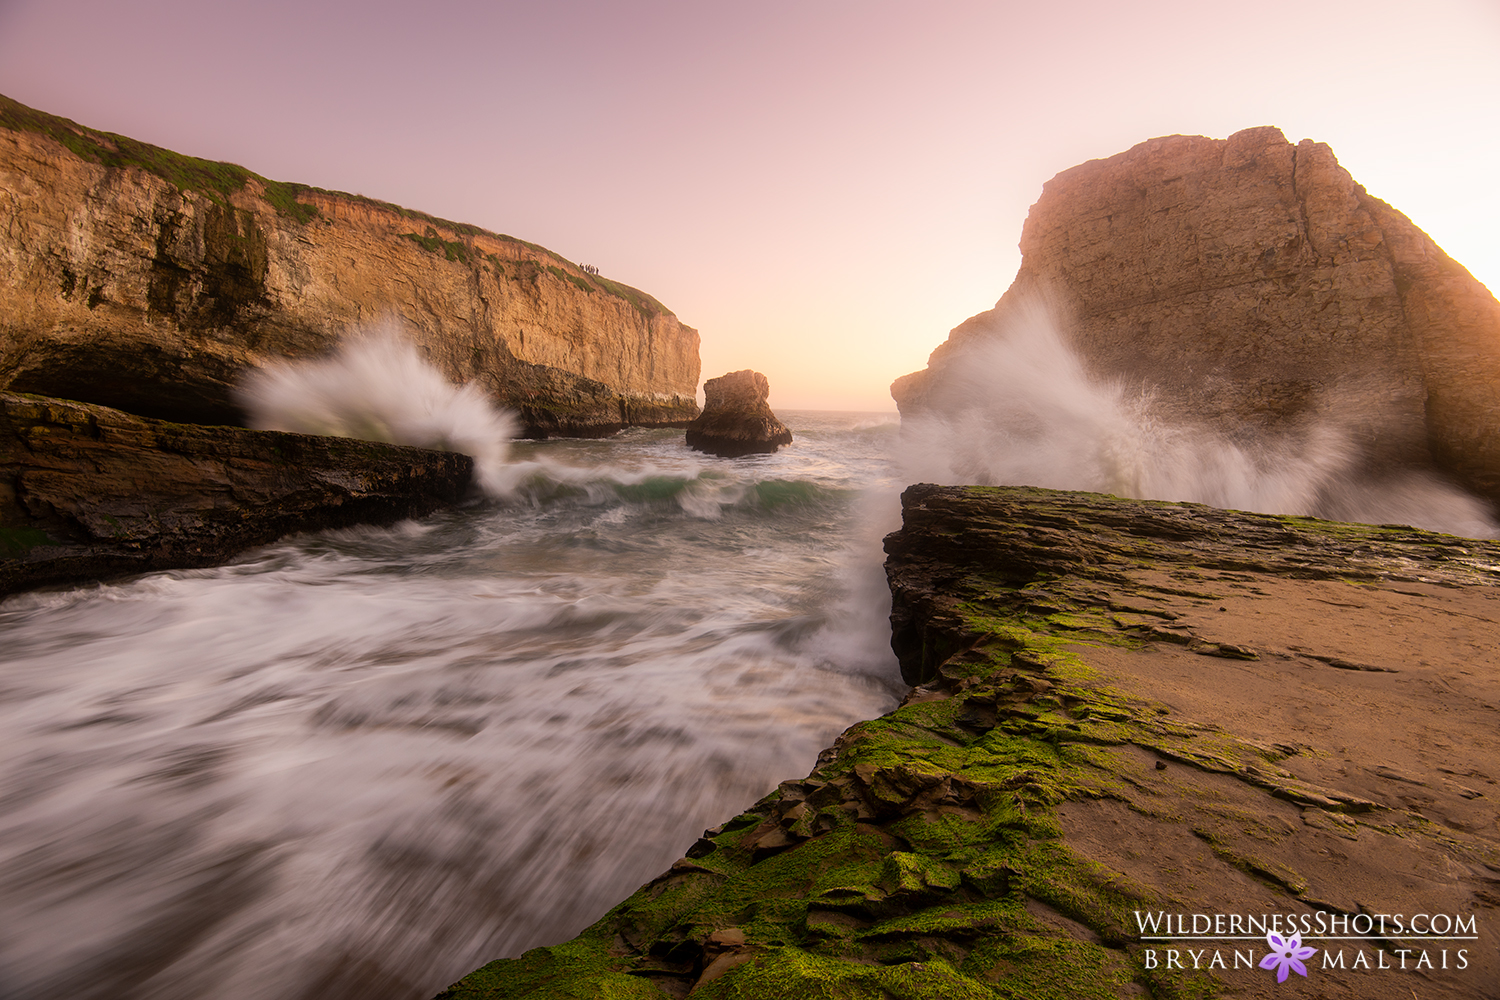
[
  {"left": 0, "top": 94, "right": 699, "bottom": 436},
  {"left": 893, "top": 127, "right": 1500, "bottom": 512},
  {"left": 0, "top": 392, "right": 472, "bottom": 595},
  {"left": 436, "top": 486, "right": 1500, "bottom": 999}
]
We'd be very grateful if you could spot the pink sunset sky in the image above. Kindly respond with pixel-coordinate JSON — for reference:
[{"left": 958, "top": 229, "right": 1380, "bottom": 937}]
[{"left": 1, "top": 0, "right": 1495, "bottom": 411}]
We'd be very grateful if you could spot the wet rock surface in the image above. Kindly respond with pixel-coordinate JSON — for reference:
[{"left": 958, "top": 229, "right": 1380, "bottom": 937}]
[
  {"left": 437, "top": 485, "right": 1500, "bottom": 999},
  {"left": 685, "top": 370, "right": 792, "bottom": 458},
  {"left": 1, "top": 392, "right": 472, "bottom": 595}
]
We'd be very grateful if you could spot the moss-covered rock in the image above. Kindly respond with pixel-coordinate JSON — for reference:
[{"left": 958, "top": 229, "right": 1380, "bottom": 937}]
[{"left": 435, "top": 485, "right": 1500, "bottom": 999}]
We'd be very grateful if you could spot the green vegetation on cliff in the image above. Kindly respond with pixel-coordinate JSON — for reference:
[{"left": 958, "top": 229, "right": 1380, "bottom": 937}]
[
  {"left": 0, "top": 92, "right": 319, "bottom": 223},
  {"left": 0, "top": 92, "right": 671, "bottom": 319}
]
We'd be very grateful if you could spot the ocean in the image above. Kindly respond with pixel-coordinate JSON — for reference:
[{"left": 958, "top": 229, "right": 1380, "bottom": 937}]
[
  {"left": 0, "top": 412, "right": 907, "bottom": 1000},
  {"left": 6, "top": 312, "right": 1496, "bottom": 1000}
]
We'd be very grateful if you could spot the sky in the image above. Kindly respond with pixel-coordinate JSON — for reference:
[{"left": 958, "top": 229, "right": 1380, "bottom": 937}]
[{"left": 1, "top": 1, "right": 1496, "bottom": 411}]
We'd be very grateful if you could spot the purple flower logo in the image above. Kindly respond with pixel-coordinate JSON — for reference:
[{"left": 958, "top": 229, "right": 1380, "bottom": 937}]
[{"left": 1260, "top": 930, "right": 1317, "bottom": 983}]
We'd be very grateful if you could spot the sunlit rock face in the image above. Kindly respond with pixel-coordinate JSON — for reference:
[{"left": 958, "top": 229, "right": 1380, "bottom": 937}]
[
  {"left": 894, "top": 126, "right": 1500, "bottom": 514},
  {"left": 0, "top": 95, "right": 700, "bottom": 436},
  {"left": 686, "top": 369, "right": 793, "bottom": 458}
]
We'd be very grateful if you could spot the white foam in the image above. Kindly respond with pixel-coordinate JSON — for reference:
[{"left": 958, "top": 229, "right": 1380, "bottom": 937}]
[
  {"left": 897, "top": 301, "right": 1498, "bottom": 538},
  {"left": 235, "top": 322, "right": 519, "bottom": 496}
]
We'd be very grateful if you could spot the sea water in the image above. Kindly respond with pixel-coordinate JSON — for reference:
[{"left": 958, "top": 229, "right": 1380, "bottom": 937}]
[
  {"left": 5, "top": 314, "right": 1496, "bottom": 1000},
  {"left": 0, "top": 413, "right": 906, "bottom": 1000}
]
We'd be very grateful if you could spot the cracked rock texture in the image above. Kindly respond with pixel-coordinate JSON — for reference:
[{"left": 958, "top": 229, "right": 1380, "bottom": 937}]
[
  {"left": 0, "top": 94, "right": 699, "bottom": 437},
  {"left": 892, "top": 127, "right": 1500, "bottom": 512},
  {"left": 435, "top": 485, "right": 1500, "bottom": 999},
  {"left": 685, "top": 370, "right": 793, "bottom": 458},
  {"left": 1, "top": 392, "right": 472, "bottom": 595}
]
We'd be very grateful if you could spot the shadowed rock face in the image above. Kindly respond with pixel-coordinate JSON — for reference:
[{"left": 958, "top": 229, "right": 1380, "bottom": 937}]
[
  {"left": 893, "top": 127, "right": 1500, "bottom": 512},
  {"left": 685, "top": 370, "right": 793, "bottom": 458},
  {"left": 435, "top": 485, "right": 1500, "bottom": 999},
  {"left": 0, "top": 392, "right": 472, "bottom": 595},
  {"left": 0, "top": 94, "right": 700, "bottom": 437}
]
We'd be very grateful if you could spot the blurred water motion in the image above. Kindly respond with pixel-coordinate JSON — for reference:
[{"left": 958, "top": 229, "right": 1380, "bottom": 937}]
[{"left": 0, "top": 414, "right": 904, "bottom": 1000}]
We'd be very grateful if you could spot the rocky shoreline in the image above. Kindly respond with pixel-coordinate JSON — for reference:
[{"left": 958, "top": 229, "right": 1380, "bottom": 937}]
[
  {"left": 437, "top": 485, "right": 1500, "bottom": 999},
  {"left": 0, "top": 392, "right": 472, "bottom": 596}
]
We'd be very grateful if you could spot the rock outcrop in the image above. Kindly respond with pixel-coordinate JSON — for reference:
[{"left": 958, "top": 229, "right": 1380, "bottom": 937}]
[
  {"left": 436, "top": 485, "right": 1500, "bottom": 999},
  {"left": 0, "top": 94, "right": 700, "bottom": 437},
  {"left": 893, "top": 127, "right": 1500, "bottom": 512},
  {"left": 685, "top": 370, "right": 793, "bottom": 457},
  {"left": 1, "top": 392, "right": 472, "bottom": 595}
]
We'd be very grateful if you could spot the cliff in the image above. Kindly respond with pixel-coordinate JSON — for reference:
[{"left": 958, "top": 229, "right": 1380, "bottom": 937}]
[
  {"left": 435, "top": 486, "right": 1500, "bottom": 999},
  {"left": 893, "top": 127, "right": 1500, "bottom": 512},
  {"left": 0, "top": 94, "right": 699, "bottom": 436},
  {"left": 1, "top": 392, "right": 472, "bottom": 595}
]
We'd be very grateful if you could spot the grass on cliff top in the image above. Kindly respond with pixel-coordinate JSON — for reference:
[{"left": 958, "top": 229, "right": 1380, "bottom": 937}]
[
  {"left": 0, "top": 92, "right": 674, "bottom": 319},
  {"left": 0, "top": 93, "right": 319, "bottom": 223}
]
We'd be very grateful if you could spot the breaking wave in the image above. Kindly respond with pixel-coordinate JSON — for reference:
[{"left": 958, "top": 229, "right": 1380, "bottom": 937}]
[
  {"left": 897, "top": 302, "right": 1498, "bottom": 538},
  {"left": 236, "top": 323, "right": 518, "bottom": 496}
]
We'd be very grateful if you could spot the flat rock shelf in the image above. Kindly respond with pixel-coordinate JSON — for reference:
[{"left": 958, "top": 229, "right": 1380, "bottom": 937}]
[
  {"left": 1, "top": 392, "right": 473, "bottom": 595},
  {"left": 438, "top": 484, "right": 1500, "bottom": 999}
]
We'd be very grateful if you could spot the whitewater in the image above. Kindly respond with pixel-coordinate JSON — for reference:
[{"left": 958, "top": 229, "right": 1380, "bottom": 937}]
[
  {"left": 0, "top": 406, "right": 906, "bottom": 1000},
  {"left": 3, "top": 319, "right": 1495, "bottom": 1000}
]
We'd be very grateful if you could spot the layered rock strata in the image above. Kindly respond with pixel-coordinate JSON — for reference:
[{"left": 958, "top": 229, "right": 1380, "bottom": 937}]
[
  {"left": 0, "top": 392, "right": 472, "bottom": 595},
  {"left": 0, "top": 94, "right": 699, "bottom": 436},
  {"left": 437, "top": 485, "right": 1500, "bottom": 999},
  {"left": 685, "top": 370, "right": 793, "bottom": 457},
  {"left": 894, "top": 127, "right": 1500, "bottom": 512}
]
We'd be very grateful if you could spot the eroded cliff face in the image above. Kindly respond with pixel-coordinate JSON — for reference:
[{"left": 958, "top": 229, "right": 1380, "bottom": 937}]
[
  {"left": 893, "top": 127, "right": 1500, "bottom": 511},
  {"left": 0, "top": 94, "right": 700, "bottom": 435}
]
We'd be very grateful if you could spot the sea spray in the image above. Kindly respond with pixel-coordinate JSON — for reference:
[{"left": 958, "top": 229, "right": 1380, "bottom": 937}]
[
  {"left": 0, "top": 412, "right": 904, "bottom": 1000},
  {"left": 897, "top": 302, "right": 1499, "bottom": 538},
  {"left": 236, "top": 323, "right": 519, "bottom": 496}
]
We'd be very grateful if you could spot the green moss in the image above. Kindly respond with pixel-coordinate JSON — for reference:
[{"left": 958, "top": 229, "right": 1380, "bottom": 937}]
[
  {"left": 0, "top": 93, "right": 319, "bottom": 222},
  {"left": 401, "top": 228, "right": 471, "bottom": 263},
  {"left": 0, "top": 93, "right": 683, "bottom": 320},
  {"left": 441, "top": 485, "right": 1500, "bottom": 998},
  {"left": 434, "top": 610, "right": 1219, "bottom": 997},
  {"left": 0, "top": 526, "right": 58, "bottom": 557},
  {"left": 545, "top": 264, "right": 594, "bottom": 295},
  {"left": 589, "top": 274, "right": 671, "bottom": 320},
  {"left": 261, "top": 180, "right": 320, "bottom": 223}
]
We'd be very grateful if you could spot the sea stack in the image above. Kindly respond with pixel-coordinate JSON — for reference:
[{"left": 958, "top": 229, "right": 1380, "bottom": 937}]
[
  {"left": 893, "top": 126, "right": 1500, "bottom": 513},
  {"left": 685, "top": 370, "right": 792, "bottom": 457}
]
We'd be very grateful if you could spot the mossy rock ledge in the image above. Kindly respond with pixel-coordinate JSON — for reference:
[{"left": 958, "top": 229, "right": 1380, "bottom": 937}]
[
  {"left": 1, "top": 392, "right": 472, "bottom": 596},
  {"left": 439, "top": 484, "right": 1500, "bottom": 999}
]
